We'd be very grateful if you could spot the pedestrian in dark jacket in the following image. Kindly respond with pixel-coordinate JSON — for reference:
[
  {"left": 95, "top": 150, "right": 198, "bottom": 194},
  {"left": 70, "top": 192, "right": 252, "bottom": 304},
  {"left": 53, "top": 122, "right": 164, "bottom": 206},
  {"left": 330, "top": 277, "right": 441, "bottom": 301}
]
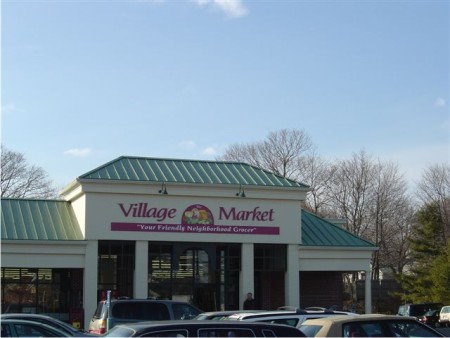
[{"left": 243, "top": 292, "right": 256, "bottom": 310}]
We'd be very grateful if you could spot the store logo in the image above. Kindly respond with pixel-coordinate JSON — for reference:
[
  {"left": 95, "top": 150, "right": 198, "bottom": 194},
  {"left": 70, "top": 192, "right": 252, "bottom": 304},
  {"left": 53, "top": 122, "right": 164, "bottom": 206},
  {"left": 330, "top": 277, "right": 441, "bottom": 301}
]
[{"left": 181, "top": 204, "right": 214, "bottom": 225}]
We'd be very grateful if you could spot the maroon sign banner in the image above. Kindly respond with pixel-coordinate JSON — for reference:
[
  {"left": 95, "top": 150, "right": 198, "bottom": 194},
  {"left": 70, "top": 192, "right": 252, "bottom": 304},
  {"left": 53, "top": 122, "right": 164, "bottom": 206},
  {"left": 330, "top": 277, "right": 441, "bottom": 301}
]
[{"left": 111, "top": 222, "right": 280, "bottom": 235}]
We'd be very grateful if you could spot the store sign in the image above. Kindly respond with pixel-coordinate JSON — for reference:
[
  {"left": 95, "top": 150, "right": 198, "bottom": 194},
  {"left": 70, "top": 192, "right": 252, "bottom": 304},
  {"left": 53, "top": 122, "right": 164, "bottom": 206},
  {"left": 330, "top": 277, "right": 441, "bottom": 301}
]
[{"left": 111, "top": 203, "right": 279, "bottom": 235}]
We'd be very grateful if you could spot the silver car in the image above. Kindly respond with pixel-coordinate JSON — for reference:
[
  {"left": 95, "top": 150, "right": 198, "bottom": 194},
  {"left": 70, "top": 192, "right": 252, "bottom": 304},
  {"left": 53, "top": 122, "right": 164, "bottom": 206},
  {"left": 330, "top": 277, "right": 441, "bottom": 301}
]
[{"left": 439, "top": 306, "right": 450, "bottom": 327}]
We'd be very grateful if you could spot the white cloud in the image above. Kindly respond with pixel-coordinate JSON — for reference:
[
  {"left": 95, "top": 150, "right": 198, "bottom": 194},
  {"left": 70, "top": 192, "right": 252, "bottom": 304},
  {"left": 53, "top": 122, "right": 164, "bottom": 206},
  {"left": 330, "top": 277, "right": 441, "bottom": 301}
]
[
  {"left": 201, "top": 147, "right": 217, "bottom": 156},
  {"left": 63, "top": 148, "right": 92, "bottom": 157},
  {"left": 434, "top": 97, "right": 446, "bottom": 107},
  {"left": 178, "top": 140, "right": 196, "bottom": 150},
  {"left": 1, "top": 102, "right": 23, "bottom": 116},
  {"left": 190, "top": 0, "right": 248, "bottom": 18}
]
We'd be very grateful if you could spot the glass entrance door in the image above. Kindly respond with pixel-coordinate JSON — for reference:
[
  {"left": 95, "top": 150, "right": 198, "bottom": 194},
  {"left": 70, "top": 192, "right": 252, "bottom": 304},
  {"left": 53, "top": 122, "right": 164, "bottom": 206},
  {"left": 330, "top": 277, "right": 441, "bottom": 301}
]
[{"left": 148, "top": 243, "right": 240, "bottom": 311}]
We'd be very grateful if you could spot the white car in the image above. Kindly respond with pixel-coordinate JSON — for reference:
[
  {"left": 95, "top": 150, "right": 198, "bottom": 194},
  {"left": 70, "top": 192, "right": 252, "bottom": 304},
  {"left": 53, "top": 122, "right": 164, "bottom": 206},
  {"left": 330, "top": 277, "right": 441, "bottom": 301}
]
[
  {"left": 439, "top": 306, "right": 450, "bottom": 327},
  {"left": 226, "top": 309, "right": 358, "bottom": 327}
]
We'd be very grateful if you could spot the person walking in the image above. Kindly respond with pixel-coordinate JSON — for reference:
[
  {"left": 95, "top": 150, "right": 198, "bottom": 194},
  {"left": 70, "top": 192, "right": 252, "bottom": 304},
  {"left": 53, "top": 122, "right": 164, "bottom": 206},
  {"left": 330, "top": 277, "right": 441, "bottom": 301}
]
[{"left": 243, "top": 292, "right": 256, "bottom": 310}]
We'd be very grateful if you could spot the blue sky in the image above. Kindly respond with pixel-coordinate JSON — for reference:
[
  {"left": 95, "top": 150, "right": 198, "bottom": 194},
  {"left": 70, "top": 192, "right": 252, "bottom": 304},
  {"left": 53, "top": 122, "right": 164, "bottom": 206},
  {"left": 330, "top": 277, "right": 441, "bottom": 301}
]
[{"left": 2, "top": 0, "right": 449, "bottom": 190}]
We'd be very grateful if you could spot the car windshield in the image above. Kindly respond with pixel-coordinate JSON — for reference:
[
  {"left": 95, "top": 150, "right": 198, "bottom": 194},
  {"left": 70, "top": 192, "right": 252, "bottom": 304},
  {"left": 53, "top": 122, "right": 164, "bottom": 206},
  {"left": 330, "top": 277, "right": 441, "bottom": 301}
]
[
  {"left": 389, "top": 320, "right": 442, "bottom": 337},
  {"left": 424, "top": 310, "right": 437, "bottom": 316},
  {"left": 298, "top": 324, "right": 322, "bottom": 337}
]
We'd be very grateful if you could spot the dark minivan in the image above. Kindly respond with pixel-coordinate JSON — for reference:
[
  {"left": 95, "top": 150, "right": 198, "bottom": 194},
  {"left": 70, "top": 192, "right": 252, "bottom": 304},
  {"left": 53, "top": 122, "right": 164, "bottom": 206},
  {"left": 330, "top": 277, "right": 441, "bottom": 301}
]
[{"left": 88, "top": 299, "right": 202, "bottom": 334}]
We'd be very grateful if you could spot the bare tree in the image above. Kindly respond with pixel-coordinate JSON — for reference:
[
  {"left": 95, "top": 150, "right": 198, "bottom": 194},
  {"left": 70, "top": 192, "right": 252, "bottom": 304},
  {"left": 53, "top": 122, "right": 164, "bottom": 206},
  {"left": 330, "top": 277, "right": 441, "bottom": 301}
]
[
  {"left": 1, "top": 146, "right": 58, "bottom": 199},
  {"left": 379, "top": 200, "right": 415, "bottom": 275},
  {"left": 260, "top": 129, "right": 313, "bottom": 179},
  {"left": 297, "top": 152, "right": 335, "bottom": 215},
  {"left": 219, "top": 128, "right": 314, "bottom": 180},
  {"left": 368, "top": 161, "right": 413, "bottom": 279},
  {"left": 325, "top": 150, "right": 375, "bottom": 238},
  {"left": 416, "top": 163, "right": 450, "bottom": 243},
  {"left": 324, "top": 152, "right": 415, "bottom": 279}
]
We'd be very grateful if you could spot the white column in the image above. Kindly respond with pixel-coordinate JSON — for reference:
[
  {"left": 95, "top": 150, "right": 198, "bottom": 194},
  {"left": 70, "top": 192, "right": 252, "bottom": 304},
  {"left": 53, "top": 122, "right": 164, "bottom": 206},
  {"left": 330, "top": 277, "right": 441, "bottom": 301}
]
[
  {"left": 84, "top": 240, "right": 98, "bottom": 330},
  {"left": 134, "top": 241, "right": 149, "bottom": 299},
  {"left": 285, "top": 244, "right": 300, "bottom": 308},
  {"left": 365, "top": 270, "right": 372, "bottom": 314},
  {"left": 240, "top": 243, "right": 254, "bottom": 310}
]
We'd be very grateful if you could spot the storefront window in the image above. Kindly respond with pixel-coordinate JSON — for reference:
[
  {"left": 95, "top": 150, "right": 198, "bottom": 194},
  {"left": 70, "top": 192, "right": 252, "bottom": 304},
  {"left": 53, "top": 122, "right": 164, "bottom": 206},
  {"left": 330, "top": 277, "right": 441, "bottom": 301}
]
[
  {"left": 98, "top": 241, "right": 135, "bottom": 300},
  {"left": 1, "top": 268, "right": 82, "bottom": 321},
  {"left": 254, "top": 244, "right": 286, "bottom": 271}
]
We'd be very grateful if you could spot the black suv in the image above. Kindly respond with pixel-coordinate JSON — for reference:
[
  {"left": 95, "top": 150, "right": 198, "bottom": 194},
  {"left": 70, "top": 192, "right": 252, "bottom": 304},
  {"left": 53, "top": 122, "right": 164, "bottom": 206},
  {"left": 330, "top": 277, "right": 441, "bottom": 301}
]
[{"left": 88, "top": 299, "right": 203, "bottom": 334}]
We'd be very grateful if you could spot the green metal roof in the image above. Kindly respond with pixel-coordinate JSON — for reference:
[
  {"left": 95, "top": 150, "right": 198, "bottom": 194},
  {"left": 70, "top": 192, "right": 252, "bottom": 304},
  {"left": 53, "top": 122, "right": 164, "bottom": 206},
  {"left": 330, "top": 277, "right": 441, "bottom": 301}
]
[
  {"left": 301, "top": 210, "right": 376, "bottom": 247},
  {"left": 1, "top": 198, "right": 84, "bottom": 241},
  {"left": 79, "top": 156, "right": 309, "bottom": 188}
]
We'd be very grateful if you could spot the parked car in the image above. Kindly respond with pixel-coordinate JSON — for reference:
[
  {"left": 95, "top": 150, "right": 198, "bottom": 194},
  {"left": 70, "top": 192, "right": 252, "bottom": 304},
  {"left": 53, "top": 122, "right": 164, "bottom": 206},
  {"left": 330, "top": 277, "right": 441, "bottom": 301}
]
[
  {"left": 102, "top": 320, "right": 307, "bottom": 337},
  {"left": 298, "top": 314, "right": 446, "bottom": 337},
  {"left": 439, "top": 305, "right": 450, "bottom": 327},
  {"left": 1, "top": 313, "right": 97, "bottom": 337},
  {"left": 225, "top": 308, "right": 357, "bottom": 327},
  {"left": 193, "top": 310, "right": 263, "bottom": 320},
  {"left": 88, "top": 298, "right": 203, "bottom": 334},
  {"left": 398, "top": 302, "right": 443, "bottom": 318},
  {"left": 1, "top": 318, "right": 71, "bottom": 337},
  {"left": 418, "top": 309, "right": 441, "bottom": 328}
]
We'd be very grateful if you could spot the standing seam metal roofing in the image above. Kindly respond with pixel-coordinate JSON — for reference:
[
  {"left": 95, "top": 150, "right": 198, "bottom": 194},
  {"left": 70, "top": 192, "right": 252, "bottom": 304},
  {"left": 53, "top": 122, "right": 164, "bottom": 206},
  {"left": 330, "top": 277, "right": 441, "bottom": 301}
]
[
  {"left": 301, "top": 210, "right": 376, "bottom": 247},
  {"left": 1, "top": 198, "right": 83, "bottom": 241},
  {"left": 78, "top": 156, "right": 309, "bottom": 188}
]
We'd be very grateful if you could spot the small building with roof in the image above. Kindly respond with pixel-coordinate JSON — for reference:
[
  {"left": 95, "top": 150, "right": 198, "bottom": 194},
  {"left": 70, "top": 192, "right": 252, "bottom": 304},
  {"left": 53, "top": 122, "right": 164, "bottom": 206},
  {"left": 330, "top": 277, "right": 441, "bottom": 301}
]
[{"left": 1, "top": 156, "right": 377, "bottom": 329}]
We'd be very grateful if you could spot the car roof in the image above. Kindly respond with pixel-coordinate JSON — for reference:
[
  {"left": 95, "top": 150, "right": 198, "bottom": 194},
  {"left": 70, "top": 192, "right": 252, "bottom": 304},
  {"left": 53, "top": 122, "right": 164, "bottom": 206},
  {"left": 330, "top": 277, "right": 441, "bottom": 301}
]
[
  {"left": 195, "top": 310, "right": 263, "bottom": 318},
  {"left": 300, "top": 314, "right": 414, "bottom": 325},
  {"left": 228, "top": 309, "right": 349, "bottom": 319},
  {"left": 229, "top": 310, "right": 303, "bottom": 317},
  {"left": 0, "top": 313, "right": 78, "bottom": 330},
  {"left": 1, "top": 313, "right": 58, "bottom": 319},
  {"left": 1, "top": 318, "right": 70, "bottom": 336},
  {"left": 113, "top": 319, "right": 300, "bottom": 329},
  {"left": 102, "top": 298, "right": 192, "bottom": 303},
  {"left": 198, "top": 310, "right": 255, "bottom": 315}
]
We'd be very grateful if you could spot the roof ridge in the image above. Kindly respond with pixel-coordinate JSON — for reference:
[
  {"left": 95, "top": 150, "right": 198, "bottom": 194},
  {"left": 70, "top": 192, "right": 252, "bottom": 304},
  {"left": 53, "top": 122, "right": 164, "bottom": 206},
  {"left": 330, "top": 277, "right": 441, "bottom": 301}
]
[
  {"left": 77, "top": 156, "right": 309, "bottom": 188},
  {"left": 78, "top": 156, "right": 249, "bottom": 177}
]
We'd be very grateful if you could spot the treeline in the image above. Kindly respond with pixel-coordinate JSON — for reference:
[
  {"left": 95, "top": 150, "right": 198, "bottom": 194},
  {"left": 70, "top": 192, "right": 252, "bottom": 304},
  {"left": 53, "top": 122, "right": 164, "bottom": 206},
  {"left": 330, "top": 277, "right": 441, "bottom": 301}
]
[{"left": 218, "top": 129, "right": 450, "bottom": 304}]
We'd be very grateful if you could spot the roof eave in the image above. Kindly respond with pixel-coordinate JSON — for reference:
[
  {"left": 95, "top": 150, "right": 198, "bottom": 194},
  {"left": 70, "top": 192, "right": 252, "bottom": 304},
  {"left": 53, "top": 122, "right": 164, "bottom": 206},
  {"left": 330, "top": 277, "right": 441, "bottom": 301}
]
[{"left": 299, "top": 245, "right": 379, "bottom": 251}]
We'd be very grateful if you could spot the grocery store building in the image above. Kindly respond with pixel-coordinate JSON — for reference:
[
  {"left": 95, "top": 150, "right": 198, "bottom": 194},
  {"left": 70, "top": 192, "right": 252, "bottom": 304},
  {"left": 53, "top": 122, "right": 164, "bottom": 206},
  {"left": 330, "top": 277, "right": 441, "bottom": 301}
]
[{"left": 1, "top": 156, "right": 377, "bottom": 329}]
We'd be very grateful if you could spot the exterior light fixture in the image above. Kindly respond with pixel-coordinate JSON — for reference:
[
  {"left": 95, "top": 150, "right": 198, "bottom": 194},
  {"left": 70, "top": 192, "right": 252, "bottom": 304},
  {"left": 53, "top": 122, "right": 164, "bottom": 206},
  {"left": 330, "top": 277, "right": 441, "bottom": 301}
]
[
  {"left": 236, "top": 185, "right": 246, "bottom": 198},
  {"left": 159, "top": 182, "right": 168, "bottom": 195}
]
